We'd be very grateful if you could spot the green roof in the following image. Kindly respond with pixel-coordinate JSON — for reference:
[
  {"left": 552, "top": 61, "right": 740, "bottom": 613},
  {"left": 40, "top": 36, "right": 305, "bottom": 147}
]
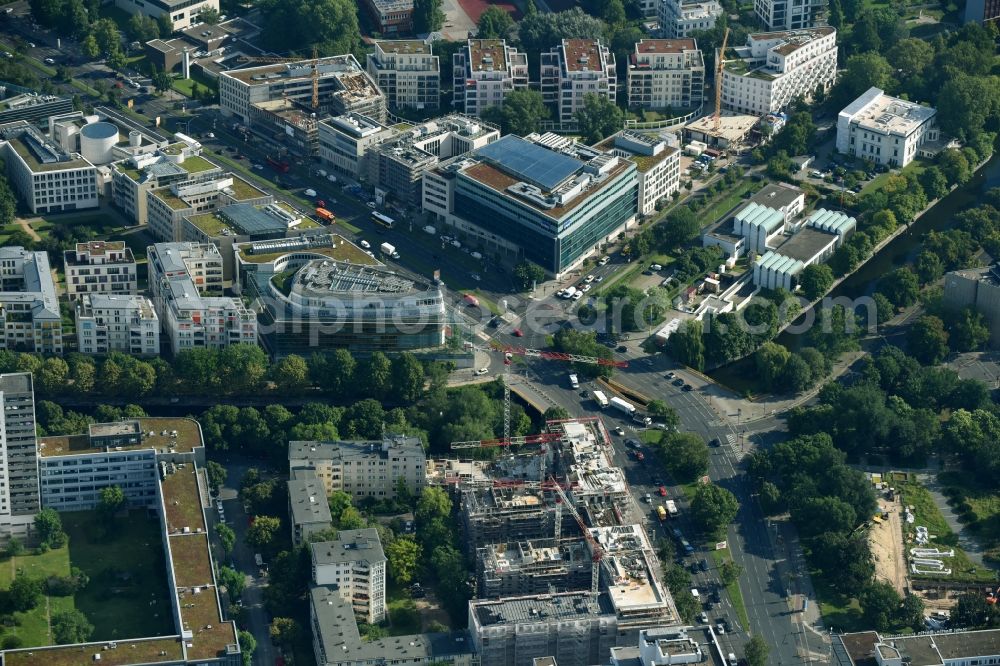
[
  {"left": 188, "top": 213, "right": 232, "bottom": 236},
  {"left": 181, "top": 155, "right": 216, "bottom": 173},
  {"left": 230, "top": 177, "right": 265, "bottom": 201},
  {"left": 156, "top": 189, "right": 189, "bottom": 210}
]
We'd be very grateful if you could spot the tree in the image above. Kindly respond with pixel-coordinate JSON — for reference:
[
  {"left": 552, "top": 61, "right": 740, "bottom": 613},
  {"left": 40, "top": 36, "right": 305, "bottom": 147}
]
[
  {"left": 391, "top": 353, "right": 425, "bottom": 404},
  {"left": 888, "top": 38, "right": 933, "bottom": 80},
  {"left": 197, "top": 6, "right": 220, "bottom": 23},
  {"left": 206, "top": 461, "right": 227, "bottom": 492},
  {"left": 269, "top": 618, "right": 301, "bottom": 650},
  {"left": 689, "top": 483, "right": 739, "bottom": 538},
  {"left": 914, "top": 250, "right": 944, "bottom": 284},
  {"left": 899, "top": 594, "right": 925, "bottom": 632},
  {"left": 359, "top": 352, "right": 391, "bottom": 399},
  {"left": 836, "top": 53, "right": 893, "bottom": 104},
  {"left": 860, "top": 580, "right": 902, "bottom": 631},
  {"left": 153, "top": 67, "right": 172, "bottom": 92},
  {"left": 908, "top": 315, "right": 949, "bottom": 364},
  {"left": 8, "top": 575, "right": 42, "bottom": 612},
  {"left": 482, "top": 89, "right": 549, "bottom": 136},
  {"left": 938, "top": 148, "right": 972, "bottom": 186},
  {"left": 216, "top": 523, "right": 236, "bottom": 555},
  {"left": 799, "top": 264, "right": 834, "bottom": 301},
  {"left": 34, "top": 508, "right": 66, "bottom": 548},
  {"left": 880, "top": 267, "right": 920, "bottom": 308},
  {"left": 953, "top": 591, "right": 998, "bottom": 629},
  {"left": 4, "top": 537, "right": 23, "bottom": 558},
  {"left": 937, "top": 74, "right": 1000, "bottom": 143},
  {"left": 745, "top": 635, "right": 770, "bottom": 666},
  {"left": 92, "top": 19, "right": 122, "bottom": 55},
  {"left": 237, "top": 629, "right": 257, "bottom": 666},
  {"left": 950, "top": 307, "right": 990, "bottom": 352},
  {"left": 386, "top": 537, "right": 421, "bottom": 585},
  {"left": 517, "top": 9, "right": 607, "bottom": 64},
  {"left": 412, "top": 0, "right": 444, "bottom": 33},
  {"left": 919, "top": 166, "right": 949, "bottom": 200},
  {"left": 98, "top": 485, "right": 126, "bottom": 522},
  {"left": 667, "top": 320, "right": 705, "bottom": 370},
  {"left": 127, "top": 14, "right": 161, "bottom": 42},
  {"left": 476, "top": 5, "right": 514, "bottom": 38},
  {"left": 659, "top": 206, "right": 700, "bottom": 247},
  {"left": 656, "top": 432, "right": 708, "bottom": 482},
  {"left": 51, "top": 609, "right": 93, "bottom": 644},
  {"left": 218, "top": 565, "right": 246, "bottom": 601},
  {"left": 718, "top": 560, "right": 743, "bottom": 586},
  {"left": 272, "top": 354, "right": 310, "bottom": 393},
  {"left": 258, "top": 0, "right": 360, "bottom": 55},
  {"left": 574, "top": 93, "right": 623, "bottom": 143},
  {"left": 416, "top": 486, "right": 452, "bottom": 525},
  {"left": 646, "top": 400, "right": 679, "bottom": 429},
  {"left": 246, "top": 516, "right": 281, "bottom": 551},
  {"left": 513, "top": 260, "right": 546, "bottom": 290}
]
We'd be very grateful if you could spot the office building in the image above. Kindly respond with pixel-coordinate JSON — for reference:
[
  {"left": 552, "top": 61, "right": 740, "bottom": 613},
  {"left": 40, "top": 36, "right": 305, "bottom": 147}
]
[
  {"left": 318, "top": 114, "right": 399, "bottom": 179},
  {"left": 540, "top": 39, "right": 617, "bottom": 125},
  {"left": 752, "top": 214, "right": 853, "bottom": 291},
  {"left": 361, "top": 0, "right": 413, "bottom": 35},
  {"left": 595, "top": 131, "right": 680, "bottom": 216},
  {"left": 288, "top": 435, "right": 427, "bottom": 501},
  {"left": 0, "top": 92, "right": 73, "bottom": 125},
  {"left": 944, "top": 265, "right": 1000, "bottom": 345},
  {"left": 370, "top": 114, "right": 499, "bottom": 205},
  {"left": 219, "top": 55, "right": 386, "bottom": 124},
  {"left": 755, "top": 0, "right": 824, "bottom": 31},
  {"left": 312, "top": 528, "right": 387, "bottom": 623},
  {"left": 289, "top": 476, "right": 333, "bottom": 547},
  {"left": 0, "top": 121, "right": 98, "bottom": 215},
  {"left": 965, "top": 0, "right": 1000, "bottom": 22},
  {"left": 113, "top": 0, "right": 217, "bottom": 30},
  {"left": 0, "top": 373, "right": 39, "bottom": 540},
  {"left": 610, "top": 628, "right": 712, "bottom": 666},
  {"left": 76, "top": 294, "right": 160, "bottom": 356},
  {"left": 659, "top": 0, "right": 723, "bottom": 39},
  {"left": 422, "top": 133, "right": 638, "bottom": 275},
  {"left": 112, "top": 148, "right": 224, "bottom": 226},
  {"left": 453, "top": 39, "right": 529, "bottom": 117},
  {"left": 367, "top": 40, "right": 440, "bottom": 110},
  {"left": 834, "top": 628, "right": 1000, "bottom": 666},
  {"left": 64, "top": 240, "right": 138, "bottom": 298},
  {"left": 148, "top": 242, "right": 256, "bottom": 354},
  {"left": 147, "top": 172, "right": 271, "bottom": 243},
  {"left": 237, "top": 236, "right": 445, "bottom": 356},
  {"left": 0, "top": 247, "right": 62, "bottom": 354},
  {"left": 721, "top": 27, "right": 837, "bottom": 116},
  {"left": 836, "top": 87, "right": 938, "bottom": 168},
  {"left": 627, "top": 39, "right": 705, "bottom": 111}
]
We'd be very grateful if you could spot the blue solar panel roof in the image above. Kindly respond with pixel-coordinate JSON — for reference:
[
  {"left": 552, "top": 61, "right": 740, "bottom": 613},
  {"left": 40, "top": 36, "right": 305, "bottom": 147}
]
[{"left": 476, "top": 135, "right": 582, "bottom": 192}]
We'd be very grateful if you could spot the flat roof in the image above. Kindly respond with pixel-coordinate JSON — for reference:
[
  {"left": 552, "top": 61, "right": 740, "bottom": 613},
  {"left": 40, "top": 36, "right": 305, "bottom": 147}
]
[
  {"left": 562, "top": 39, "right": 606, "bottom": 73},
  {"left": 312, "top": 528, "right": 385, "bottom": 566},
  {"left": 773, "top": 227, "right": 836, "bottom": 262},
  {"left": 686, "top": 113, "right": 758, "bottom": 141},
  {"left": 235, "top": 234, "right": 374, "bottom": 265},
  {"left": 635, "top": 38, "right": 698, "bottom": 54},
  {"left": 170, "top": 532, "right": 214, "bottom": 588},
  {"left": 842, "top": 87, "right": 936, "bottom": 136},
  {"left": 289, "top": 477, "right": 334, "bottom": 526},
  {"left": 477, "top": 135, "right": 582, "bottom": 191},
  {"left": 838, "top": 629, "right": 1000, "bottom": 666},
  {"left": 748, "top": 182, "right": 803, "bottom": 210},
  {"left": 3, "top": 637, "right": 186, "bottom": 666},
  {"left": 39, "top": 417, "right": 201, "bottom": 458},
  {"left": 471, "top": 592, "right": 615, "bottom": 626},
  {"left": 5, "top": 128, "right": 92, "bottom": 172},
  {"left": 467, "top": 39, "right": 511, "bottom": 73},
  {"left": 376, "top": 39, "right": 430, "bottom": 55},
  {"left": 162, "top": 464, "right": 207, "bottom": 534}
]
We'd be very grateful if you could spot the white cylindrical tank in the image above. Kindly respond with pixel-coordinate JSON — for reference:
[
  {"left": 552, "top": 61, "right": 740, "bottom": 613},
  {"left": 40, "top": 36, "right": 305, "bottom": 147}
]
[
  {"left": 129, "top": 130, "right": 141, "bottom": 147},
  {"left": 79, "top": 122, "right": 118, "bottom": 164}
]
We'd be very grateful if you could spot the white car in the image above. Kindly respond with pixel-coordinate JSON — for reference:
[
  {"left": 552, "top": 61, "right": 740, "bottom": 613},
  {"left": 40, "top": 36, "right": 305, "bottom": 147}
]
[
  {"left": 27, "top": 42, "right": 35, "bottom": 48},
  {"left": 303, "top": 188, "right": 317, "bottom": 197},
  {"left": 581, "top": 284, "right": 592, "bottom": 293},
  {"left": 598, "top": 256, "right": 610, "bottom": 266},
  {"left": 206, "top": 132, "right": 215, "bottom": 139},
  {"left": 699, "top": 612, "right": 709, "bottom": 624},
  {"left": 572, "top": 292, "right": 583, "bottom": 301},
  {"left": 253, "top": 163, "right": 263, "bottom": 170},
  {"left": 475, "top": 367, "right": 489, "bottom": 375},
  {"left": 367, "top": 201, "right": 377, "bottom": 208},
  {"left": 43, "top": 57, "right": 54, "bottom": 65},
  {"left": 585, "top": 274, "right": 595, "bottom": 283},
  {"left": 451, "top": 239, "right": 461, "bottom": 248},
  {"left": 691, "top": 588, "right": 700, "bottom": 599},
  {"left": 470, "top": 273, "right": 481, "bottom": 281},
  {"left": 359, "top": 240, "right": 371, "bottom": 249},
  {"left": 614, "top": 426, "right": 625, "bottom": 436}
]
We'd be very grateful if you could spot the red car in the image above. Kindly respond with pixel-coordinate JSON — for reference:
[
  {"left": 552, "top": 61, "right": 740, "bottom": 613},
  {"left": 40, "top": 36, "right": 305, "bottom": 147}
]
[
  {"left": 658, "top": 486, "right": 667, "bottom": 496},
  {"left": 512, "top": 328, "right": 523, "bottom": 337},
  {"left": 635, "top": 451, "right": 645, "bottom": 461}
]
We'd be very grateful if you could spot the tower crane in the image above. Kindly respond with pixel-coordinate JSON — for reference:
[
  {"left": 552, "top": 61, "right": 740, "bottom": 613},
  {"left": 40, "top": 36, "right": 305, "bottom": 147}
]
[
  {"left": 714, "top": 27, "right": 731, "bottom": 133},
  {"left": 548, "top": 475, "right": 605, "bottom": 595},
  {"left": 237, "top": 48, "right": 321, "bottom": 110}
]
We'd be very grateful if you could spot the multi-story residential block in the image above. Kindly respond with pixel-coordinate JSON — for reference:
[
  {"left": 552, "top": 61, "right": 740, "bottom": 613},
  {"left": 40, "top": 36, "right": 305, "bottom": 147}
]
[
  {"left": 288, "top": 435, "right": 427, "bottom": 501},
  {"left": 112, "top": 147, "right": 223, "bottom": 226},
  {"left": 422, "top": 133, "right": 638, "bottom": 275},
  {"left": 627, "top": 39, "right": 705, "bottom": 111},
  {"left": 540, "top": 39, "right": 617, "bottom": 125},
  {"left": 147, "top": 242, "right": 257, "bottom": 353},
  {"left": 453, "top": 40, "right": 529, "bottom": 116},
  {"left": 288, "top": 475, "right": 333, "bottom": 547},
  {"left": 369, "top": 114, "right": 499, "bottom": 205},
  {"left": 0, "top": 121, "right": 98, "bottom": 215},
  {"left": 146, "top": 172, "right": 271, "bottom": 243},
  {"left": 836, "top": 87, "right": 938, "bottom": 168},
  {"left": 76, "top": 294, "right": 160, "bottom": 356},
  {"left": 0, "top": 373, "right": 39, "bottom": 540},
  {"left": 360, "top": 0, "right": 413, "bottom": 35},
  {"left": 318, "top": 114, "right": 400, "bottom": 179},
  {"left": 0, "top": 247, "right": 62, "bottom": 354},
  {"left": 659, "top": 0, "right": 723, "bottom": 39},
  {"left": 113, "top": 0, "right": 218, "bottom": 30},
  {"left": 64, "top": 240, "right": 138, "bottom": 298},
  {"left": 721, "top": 27, "right": 837, "bottom": 116},
  {"left": 367, "top": 40, "right": 440, "bottom": 110},
  {"left": 219, "top": 55, "right": 386, "bottom": 124},
  {"left": 595, "top": 132, "right": 680, "bottom": 217},
  {"left": 312, "top": 529, "right": 387, "bottom": 623},
  {"left": 755, "top": 0, "right": 824, "bottom": 31}
]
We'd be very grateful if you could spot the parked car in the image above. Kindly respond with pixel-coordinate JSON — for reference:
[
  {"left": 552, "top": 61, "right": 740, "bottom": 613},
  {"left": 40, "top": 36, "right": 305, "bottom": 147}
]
[
  {"left": 614, "top": 426, "right": 625, "bottom": 436},
  {"left": 475, "top": 367, "right": 488, "bottom": 375},
  {"left": 359, "top": 240, "right": 371, "bottom": 249}
]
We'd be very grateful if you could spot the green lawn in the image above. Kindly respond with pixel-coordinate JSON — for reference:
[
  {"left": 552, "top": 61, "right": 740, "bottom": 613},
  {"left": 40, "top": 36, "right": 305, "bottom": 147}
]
[
  {"left": 711, "top": 548, "right": 749, "bottom": 630},
  {"left": 860, "top": 159, "right": 931, "bottom": 196},
  {"left": 698, "top": 180, "right": 757, "bottom": 224},
  {"left": 938, "top": 471, "right": 1000, "bottom": 565},
  {"left": 385, "top": 584, "right": 422, "bottom": 636},
  {"left": 813, "top": 577, "right": 864, "bottom": 632}
]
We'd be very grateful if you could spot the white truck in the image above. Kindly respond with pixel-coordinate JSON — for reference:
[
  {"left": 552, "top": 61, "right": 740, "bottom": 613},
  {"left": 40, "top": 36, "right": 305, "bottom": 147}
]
[
  {"left": 561, "top": 286, "right": 578, "bottom": 299},
  {"left": 592, "top": 390, "right": 609, "bottom": 408},
  {"left": 665, "top": 500, "right": 679, "bottom": 517},
  {"left": 380, "top": 242, "right": 400, "bottom": 259},
  {"left": 569, "top": 373, "right": 579, "bottom": 389},
  {"left": 610, "top": 396, "right": 637, "bottom": 417}
]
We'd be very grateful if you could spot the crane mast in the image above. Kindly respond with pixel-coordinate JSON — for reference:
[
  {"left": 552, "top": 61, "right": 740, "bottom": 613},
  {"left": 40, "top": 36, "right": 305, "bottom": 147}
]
[{"left": 714, "top": 27, "right": 731, "bottom": 133}]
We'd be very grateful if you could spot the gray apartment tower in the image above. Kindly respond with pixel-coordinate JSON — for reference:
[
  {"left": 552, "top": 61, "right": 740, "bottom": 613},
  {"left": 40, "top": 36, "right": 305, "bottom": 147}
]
[{"left": 0, "top": 373, "right": 39, "bottom": 535}]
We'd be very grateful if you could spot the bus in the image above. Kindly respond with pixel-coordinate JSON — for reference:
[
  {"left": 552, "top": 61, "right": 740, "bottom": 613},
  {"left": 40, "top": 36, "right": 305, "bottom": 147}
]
[{"left": 371, "top": 211, "right": 395, "bottom": 229}]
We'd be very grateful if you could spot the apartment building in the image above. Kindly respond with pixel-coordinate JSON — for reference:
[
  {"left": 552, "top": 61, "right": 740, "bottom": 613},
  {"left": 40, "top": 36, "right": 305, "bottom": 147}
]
[
  {"left": 836, "top": 87, "right": 938, "bottom": 168},
  {"left": 114, "top": 0, "right": 217, "bottom": 30},
  {"left": 367, "top": 40, "right": 440, "bottom": 110},
  {"left": 318, "top": 114, "right": 399, "bottom": 179},
  {"left": 288, "top": 475, "right": 333, "bottom": 546},
  {"left": 595, "top": 132, "right": 680, "bottom": 216},
  {"left": 147, "top": 242, "right": 256, "bottom": 354},
  {"left": 76, "top": 294, "right": 160, "bottom": 356},
  {"left": 755, "top": 0, "right": 825, "bottom": 30},
  {"left": 360, "top": 0, "right": 413, "bottom": 35},
  {"left": 64, "top": 240, "right": 138, "bottom": 298},
  {"left": 453, "top": 39, "right": 529, "bottom": 116},
  {"left": 312, "top": 529, "right": 387, "bottom": 623},
  {"left": 219, "top": 55, "right": 386, "bottom": 124},
  {"left": 540, "top": 39, "right": 617, "bottom": 125},
  {"left": 0, "top": 247, "right": 62, "bottom": 354},
  {"left": 288, "top": 435, "right": 427, "bottom": 501},
  {"left": 146, "top": 172, "right": 271, "bottom": 243},
  {"left": 627, "top": 39, "right": 705, "bottom": 111},
  {"left": 0, "top": 373, "right": 39, "bottom": 540},
  {"left": 659, "top": 0, "right": 723, "bottom": 39},
  {"left": 721, "top": 27, "right": 837, "bottom": 116},
  {"left": 0, "top": 121, "right": 98, "bottom": 215}
]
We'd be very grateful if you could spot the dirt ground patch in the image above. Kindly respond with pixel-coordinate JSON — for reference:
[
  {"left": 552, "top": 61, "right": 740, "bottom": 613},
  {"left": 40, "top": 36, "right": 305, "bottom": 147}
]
[
  {"left": 414, "top": 591, "right": 451, "bottom": 632},
  {"left": 870, "top": 496, "right": 908, "bottom": 595}
]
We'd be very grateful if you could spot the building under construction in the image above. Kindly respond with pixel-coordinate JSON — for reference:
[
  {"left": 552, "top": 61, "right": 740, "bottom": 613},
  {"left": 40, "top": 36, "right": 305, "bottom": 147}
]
[
  {"left": 461, "top": 484, "right": 564, "bottom": 556},
  {"left": 476, "top": 539, "right": 591, "bottom": 598}
]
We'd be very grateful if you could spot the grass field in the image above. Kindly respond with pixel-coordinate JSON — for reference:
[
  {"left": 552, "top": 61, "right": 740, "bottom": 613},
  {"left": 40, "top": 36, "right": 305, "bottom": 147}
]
[
  {"left": 860, "top": 159, "right": 930, "bottom": 197},
  {"left": 698, "top": 180, "right": 757, "bottom": 225},
  {"left": 711, "top": 548, "right": 749, "bottom": 629},
  {"left": 813, "top": 577, "right": 864, "bottom": 632},
  {"left": 0, "top": 510, "right": 173, "bottom": 648},
  {"left": 938, "top": 471, "right": 1000, "bottom": 564}
]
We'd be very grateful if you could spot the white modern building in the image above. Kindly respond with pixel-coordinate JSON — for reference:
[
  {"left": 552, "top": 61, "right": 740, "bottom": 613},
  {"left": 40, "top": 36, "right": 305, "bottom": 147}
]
[
  {"left": 0, "top": 247, "right": 62, "bottom": 354},
  {"left": 0, "top": 373, "right": 40, "bottom": 541},
  {"left": 367, "top": 40, "right": 440, "bottom": 111},
  {"left": 318, "top": 114, "right": 399, "bottom": 179},
  {"left": 596, "top": 131, "right": 680, "bottom": 216},
  {"left": 0, "top": 121, "right": 98, "bottom": 215},
  {"left": 752, "top": 210, "right": 854, "bottom": 291},
  {"left": 721, "top": 27, "right": 837, "bottom": 116},
  {"left": 112, "top": 146, "right": 224, "bottom": 226},
  {"left": 76, "top": 294, "right": 160, "bottom": 356},
  {"left": 147, "top": 242, "right": 256, "bottom": 354},
  {"left": 288, "top": 436, "right": 427, "bottom": 501},
  {"left": 627, "top": 39, "right": 705, "bottom": 111},
  {"left": 836, "top": 87, "right": 938, "bottom": 168},
  {"left": 659, "top": 0, "right": 723, "bottom": 39},
  {"left": 540, "top": 39, "right": 617, "bottom": 125},
  {"left": 146, "top": 172, "right": 271, "bottom": 243},
  {"left": 755, "top": 0, "right": 825, "bottom": 31},
  {"left": 64, "top": 240, "right": 138, "bottom": 298},
  {"left": 453, "top": 39, "right": 529, "bottom": 117},
  {"left": 312, "top": 528, "right": 387, "bottom": 623},
  {"left": 220, "top": 55, "right": 386, "bottom": 124},
  {"left": 114, "top": 0, "right": 218, "bottom": 30}
]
